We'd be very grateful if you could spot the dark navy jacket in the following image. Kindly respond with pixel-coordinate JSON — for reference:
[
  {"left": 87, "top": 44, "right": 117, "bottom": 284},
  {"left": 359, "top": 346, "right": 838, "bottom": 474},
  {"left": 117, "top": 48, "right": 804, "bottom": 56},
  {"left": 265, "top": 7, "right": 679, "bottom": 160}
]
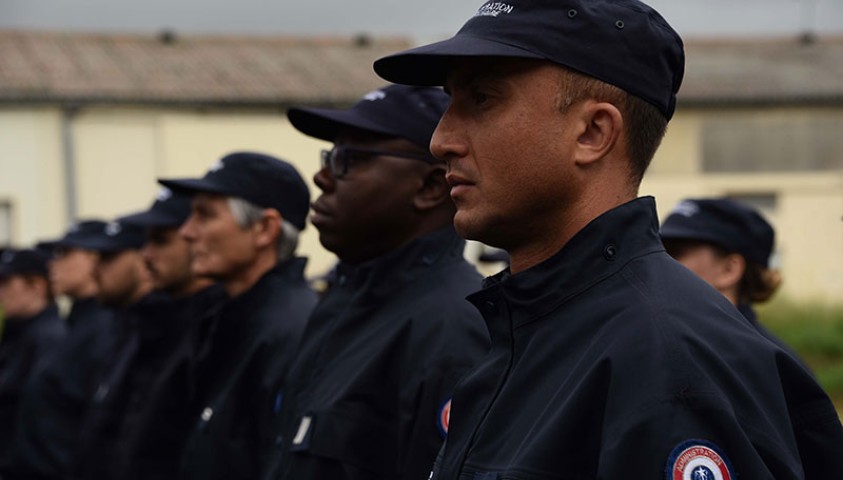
[
  {"left": 429, "top": 197, "right": 843, "bottom": 480},
  {"left": 179, "top": 258, "right": 317, "bottom": 480},
  {"left": 275, "top": 227, "right": 489, "bottom": 480},
  {"left": 0, "top": 304, "right": 66, "bottom": 474},
  {"left": 9, "top": 298, "right": 114, "bottom": 480},
  {"left": 73, "top": 286, "right": 226, "bottom": 480}
]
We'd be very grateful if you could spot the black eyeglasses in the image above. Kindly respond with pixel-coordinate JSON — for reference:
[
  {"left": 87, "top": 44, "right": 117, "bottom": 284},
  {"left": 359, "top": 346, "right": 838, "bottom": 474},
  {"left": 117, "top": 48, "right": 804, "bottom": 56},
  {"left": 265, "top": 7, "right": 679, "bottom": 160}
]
[{"left": 320, "top": 145, "right": 441, "bottom": 179}]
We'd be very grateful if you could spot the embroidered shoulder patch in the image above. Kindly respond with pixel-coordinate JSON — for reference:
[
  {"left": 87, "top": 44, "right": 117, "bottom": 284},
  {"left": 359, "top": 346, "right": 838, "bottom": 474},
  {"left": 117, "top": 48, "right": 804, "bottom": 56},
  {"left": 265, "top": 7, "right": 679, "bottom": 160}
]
[
  {"left": 437, "top": 397, "right": 452, "bottom": 438},
  {"left": 666, "top": 439, "right": 735, "bottom": 480}
]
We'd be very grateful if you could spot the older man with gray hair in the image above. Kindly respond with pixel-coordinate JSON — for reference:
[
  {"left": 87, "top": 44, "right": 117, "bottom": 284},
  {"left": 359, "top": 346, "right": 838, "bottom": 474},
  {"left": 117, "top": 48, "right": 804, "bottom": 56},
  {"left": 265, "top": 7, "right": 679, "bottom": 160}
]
[{"left": 159, "top": 151, "right": 317, "bottom": 480}]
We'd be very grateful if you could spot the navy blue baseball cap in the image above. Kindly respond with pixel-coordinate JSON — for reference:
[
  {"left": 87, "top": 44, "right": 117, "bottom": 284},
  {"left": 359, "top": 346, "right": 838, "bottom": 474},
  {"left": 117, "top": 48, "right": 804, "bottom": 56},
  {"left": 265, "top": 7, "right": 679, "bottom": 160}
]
[
  {"left": 287, "top": 85, "right": 449, "bottom": 151},
  {"left": 37, "top": 220, "right": 109, "bottom": 252},
  {"left": 0, "top": 248, "right": 50, "bottom": 279},
  {"left": 374, "top": 0, "right": 685, "bottom": 120},
  {"left": 119, "top": 187, "right": 192, "bottom": 229},
  {"left": 68, "top": 220, "right": 147, "bottom": 253},
  {"left": 660, "top": 198, "right": 775, "bottom": 267},
  {"left": 158, "top": 152, "right": 310, "bottom": 230}
]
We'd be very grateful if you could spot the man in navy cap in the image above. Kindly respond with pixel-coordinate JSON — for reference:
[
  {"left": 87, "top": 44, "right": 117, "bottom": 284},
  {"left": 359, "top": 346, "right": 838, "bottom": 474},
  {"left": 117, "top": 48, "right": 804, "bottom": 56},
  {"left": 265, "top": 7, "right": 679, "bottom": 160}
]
[
  {"left": 60, "top": 219, "right": 157, "bottom": 477},
  {"left": 159, "top": 152, "right": 317, "bottom": 480},
  {"left": 39, "top": 220, "right": 113, "bottom": 329},
  {"left": 267, "top": 85, "right": 488, "bottom": 480},
  {"left": 374, "top": 0, "right": 843, "bottom": 478},
  {"left": 9, "top": 222, "right": 117, "bottom": 480},
  {"left": 72, "top": 188, "right": 226, "bottom": 480},
  {"left": 0, "top": 248, "right": 65, "bottom": 473}
]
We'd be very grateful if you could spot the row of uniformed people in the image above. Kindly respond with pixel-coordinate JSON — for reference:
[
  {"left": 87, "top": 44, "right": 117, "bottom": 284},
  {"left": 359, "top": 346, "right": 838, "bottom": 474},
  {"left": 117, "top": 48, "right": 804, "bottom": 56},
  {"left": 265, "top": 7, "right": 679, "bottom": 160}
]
[
  {"left": 0, "top": 84, "right": 490, "bottom": 480},
  {"left": 1, "top": 9, "right": 842, "bottom": 476}
]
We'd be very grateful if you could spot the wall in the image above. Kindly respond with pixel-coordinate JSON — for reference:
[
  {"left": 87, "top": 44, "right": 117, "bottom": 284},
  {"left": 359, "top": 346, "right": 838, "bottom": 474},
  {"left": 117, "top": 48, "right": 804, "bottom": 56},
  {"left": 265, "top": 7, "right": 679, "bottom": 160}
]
[
  {"left": 644, "top": 107, "right": 843, "bottom": 305},
  {"left": 1, "top": 104, "right": 841, "bottom": 304}
]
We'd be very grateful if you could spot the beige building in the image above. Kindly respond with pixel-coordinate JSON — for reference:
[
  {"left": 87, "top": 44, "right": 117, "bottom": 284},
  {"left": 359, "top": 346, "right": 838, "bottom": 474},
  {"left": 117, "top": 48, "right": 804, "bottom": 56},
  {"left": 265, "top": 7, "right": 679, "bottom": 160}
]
[
  {"left": 645, "top": 37, "right": 843, "bottom": 305},
  {"left": 0, "top": 31, "right": 841, "bottom": 304}
]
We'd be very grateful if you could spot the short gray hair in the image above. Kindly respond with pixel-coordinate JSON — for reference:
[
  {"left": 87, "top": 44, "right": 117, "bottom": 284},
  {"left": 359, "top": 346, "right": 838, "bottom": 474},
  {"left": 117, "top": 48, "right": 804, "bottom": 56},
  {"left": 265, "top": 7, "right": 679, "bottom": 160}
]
[{"left": 227, "top": 197, "right": 300, "bottom": 262}]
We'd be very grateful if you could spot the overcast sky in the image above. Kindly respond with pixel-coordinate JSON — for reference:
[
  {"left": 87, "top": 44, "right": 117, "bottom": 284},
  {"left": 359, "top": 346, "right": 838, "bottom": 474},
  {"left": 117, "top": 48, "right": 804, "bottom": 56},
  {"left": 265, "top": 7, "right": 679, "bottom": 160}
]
[{"left": 1, "top": 0, "right": 841, "bottom": 42}]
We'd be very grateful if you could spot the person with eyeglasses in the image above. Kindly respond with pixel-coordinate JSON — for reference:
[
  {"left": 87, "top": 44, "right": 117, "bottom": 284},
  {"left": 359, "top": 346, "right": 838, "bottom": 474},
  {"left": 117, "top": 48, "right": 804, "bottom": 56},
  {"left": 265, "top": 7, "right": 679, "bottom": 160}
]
[{"left": 264, "top": 84, "right": 489, "bottom": 480}]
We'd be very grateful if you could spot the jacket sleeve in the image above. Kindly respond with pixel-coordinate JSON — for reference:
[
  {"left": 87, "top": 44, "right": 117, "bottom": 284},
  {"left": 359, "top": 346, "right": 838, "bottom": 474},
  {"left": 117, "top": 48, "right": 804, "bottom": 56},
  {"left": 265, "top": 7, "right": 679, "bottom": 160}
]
[{"left": 596, "top": 392, "right": 806, "bottom": 479}]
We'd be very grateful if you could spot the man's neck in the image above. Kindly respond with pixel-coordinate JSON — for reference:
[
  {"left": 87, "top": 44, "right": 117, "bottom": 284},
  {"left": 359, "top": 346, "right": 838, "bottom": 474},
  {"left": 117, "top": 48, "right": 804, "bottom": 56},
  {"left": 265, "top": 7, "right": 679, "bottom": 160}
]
[
  {"left": 223, "top": 251, "right": 277, "bottom": 298},
  {"left": 173, "top": 277, "right": 215, "bottom": 298}
]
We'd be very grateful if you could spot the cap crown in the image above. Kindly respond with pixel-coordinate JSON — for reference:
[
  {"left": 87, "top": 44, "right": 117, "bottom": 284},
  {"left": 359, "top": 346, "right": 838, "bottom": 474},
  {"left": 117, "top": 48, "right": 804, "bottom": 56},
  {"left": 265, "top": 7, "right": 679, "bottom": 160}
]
[
  {"left": 660, "top": 198, "right": 775, "bottom": 267},
  {"left": 159, "top": 152, "right": 311, "bottom": 230},
  {"left": 288, "top": 84, "right": 449, "bottom": 150},
  {"left": 375, "top": 0, "right": 685, "bottom": 119}
]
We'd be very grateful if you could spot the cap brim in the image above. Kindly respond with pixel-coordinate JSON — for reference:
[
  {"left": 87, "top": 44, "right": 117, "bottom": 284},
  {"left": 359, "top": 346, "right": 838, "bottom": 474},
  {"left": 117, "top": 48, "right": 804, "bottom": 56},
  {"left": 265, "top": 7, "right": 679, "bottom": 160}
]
[
  {"left": 36, "top": 240, "right": 60, "bottom": 252},
  {"left": 158, "top": 178, "right": 231, "bottom": 197},
  {"left": 119, "top": 210, "right": 182, "bottom": 228},
  {"left": 64, "top": 237, "right": 119, "bottom": 252},
  {"left": 374, "top": 35, "right": 544, "bottom": 86},
  {"left": 0, "top": 265, "right": 14, "bottom": 279},
  {"left": 659, "top": 225, "right": 727, "bottom": 249},
  {"left": 36, "top": 238, "right": 94, "bottom": 251},
  {"left": 288, "top": 107, "right": 398, "bottom": 143}
]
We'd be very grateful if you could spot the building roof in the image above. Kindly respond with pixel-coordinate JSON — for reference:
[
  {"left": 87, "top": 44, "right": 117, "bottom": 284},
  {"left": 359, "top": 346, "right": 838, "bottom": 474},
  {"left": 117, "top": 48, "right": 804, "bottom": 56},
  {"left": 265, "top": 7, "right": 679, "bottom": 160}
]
[
  {"left": 679, "top": 36, "right": 843, "bottom": 106},
  {"left": 0, "top": 30, "right": 410, "bottom": 107},
  {"left": 0, "top": 31, "right": 841, "bottom": 107}
]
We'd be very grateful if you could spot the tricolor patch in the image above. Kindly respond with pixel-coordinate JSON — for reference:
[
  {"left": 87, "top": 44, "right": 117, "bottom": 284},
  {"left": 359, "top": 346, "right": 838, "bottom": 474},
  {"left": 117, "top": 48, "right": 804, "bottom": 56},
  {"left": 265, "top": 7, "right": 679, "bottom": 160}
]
[
  {"left": 666, "top": 440, "right": 735, "bottom": 480},
  {"left": 437, "top": 397, "right": 452, "bottom": 438}
]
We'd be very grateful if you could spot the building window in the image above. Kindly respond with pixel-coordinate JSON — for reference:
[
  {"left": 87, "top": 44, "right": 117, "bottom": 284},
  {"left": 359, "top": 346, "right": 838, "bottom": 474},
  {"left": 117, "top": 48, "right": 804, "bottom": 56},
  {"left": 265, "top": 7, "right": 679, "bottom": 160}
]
[{"left": 701, "top": 111, "right": 843, "bottom": 173}]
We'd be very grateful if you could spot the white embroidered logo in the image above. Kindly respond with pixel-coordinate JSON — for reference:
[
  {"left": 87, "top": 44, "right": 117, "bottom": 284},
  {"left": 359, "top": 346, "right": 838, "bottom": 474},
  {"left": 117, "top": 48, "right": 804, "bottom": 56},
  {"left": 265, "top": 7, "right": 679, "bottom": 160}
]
[
  {"left": 672, "top": 200, "right": 700, "bottom": 218},
  {"left": 156, "top": 187, "right": 173, "bottom": 202},
  {"left": 209, "top": 160, "right": 224, "bottom": 172},
  {"left": 68, "top": 222, "right": 81, "bottom": 234},
  {"left": 363, "top": 90, "right": 387, "bottom": 101},
  {"left": 475, "top": 1, "right": 514, "bottom": 17},
  {"left": 105, "top": 222, "right": 122, "bottom": 237}
]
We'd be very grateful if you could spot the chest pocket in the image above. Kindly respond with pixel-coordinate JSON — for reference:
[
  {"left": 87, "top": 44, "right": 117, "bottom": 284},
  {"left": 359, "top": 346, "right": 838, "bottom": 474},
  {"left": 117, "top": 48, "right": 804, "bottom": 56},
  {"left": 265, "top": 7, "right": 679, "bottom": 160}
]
[{"left": 289, "top": 408, "right": 398, "bottom": 476}]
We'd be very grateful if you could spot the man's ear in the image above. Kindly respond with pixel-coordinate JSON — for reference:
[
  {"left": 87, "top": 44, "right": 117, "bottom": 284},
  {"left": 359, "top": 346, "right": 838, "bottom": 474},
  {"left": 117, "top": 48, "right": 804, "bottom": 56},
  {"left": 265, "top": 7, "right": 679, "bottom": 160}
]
[
  {"left": 573, "top": 101, "right": 623, "bottom": 167},
  {"left": 413, "top": 165, "right": 451, "bottom": 211},
  {"left": 254, "top": 209, "right": 282, "bottom": 248}
]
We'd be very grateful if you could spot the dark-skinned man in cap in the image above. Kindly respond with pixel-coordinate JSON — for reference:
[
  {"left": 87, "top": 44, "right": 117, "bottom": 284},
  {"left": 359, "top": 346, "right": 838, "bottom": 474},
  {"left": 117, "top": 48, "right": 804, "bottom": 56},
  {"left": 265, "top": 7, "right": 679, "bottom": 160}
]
[
  {"left": 159, "top": 151, "right": 317, "bottom": 480},
  {"left": 374, "top": 0, "right": 843, "bottom": 478},
  {"left": 267, "top": 84, "right": 488, "bottom": 480},
  {"left": 73, "top": 188, "right": 226, "bottom": 480},
  {"left": 9, "top": 222, "right": 117, "bottom": 480},
  {"left": 0, "top": 248, "right": 65, "bottom": 474}
]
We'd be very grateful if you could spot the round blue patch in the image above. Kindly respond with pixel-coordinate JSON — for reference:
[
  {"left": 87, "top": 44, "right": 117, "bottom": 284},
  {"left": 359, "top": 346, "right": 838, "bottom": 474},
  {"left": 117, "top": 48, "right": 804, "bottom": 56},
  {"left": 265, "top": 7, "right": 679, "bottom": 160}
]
[{"left": 665, "top": 439, "right": 735, "bottom": 480}]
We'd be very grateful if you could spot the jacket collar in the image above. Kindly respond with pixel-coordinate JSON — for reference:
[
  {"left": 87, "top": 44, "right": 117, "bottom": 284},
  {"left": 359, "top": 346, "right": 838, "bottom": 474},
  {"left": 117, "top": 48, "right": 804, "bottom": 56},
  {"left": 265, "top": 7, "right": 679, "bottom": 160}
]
[
  {"left": 2, "top": 303, "right": 61, "bottom": 339},
  {"left": 469, "top": 197, "right": 665, "bottom": 329},
  {"left": 227, "top": 256, "right": 308, "bottom": 307},
  {"left": 333, "top": 226, "right": 467, "bottom": 303}
]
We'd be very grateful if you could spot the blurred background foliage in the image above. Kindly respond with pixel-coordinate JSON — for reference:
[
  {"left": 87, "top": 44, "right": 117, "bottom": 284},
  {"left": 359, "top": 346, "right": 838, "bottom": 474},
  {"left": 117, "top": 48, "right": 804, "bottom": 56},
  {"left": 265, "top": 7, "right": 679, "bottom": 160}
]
[{"left": 759, "top": 299, "right": 843, "bottom": 414}]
